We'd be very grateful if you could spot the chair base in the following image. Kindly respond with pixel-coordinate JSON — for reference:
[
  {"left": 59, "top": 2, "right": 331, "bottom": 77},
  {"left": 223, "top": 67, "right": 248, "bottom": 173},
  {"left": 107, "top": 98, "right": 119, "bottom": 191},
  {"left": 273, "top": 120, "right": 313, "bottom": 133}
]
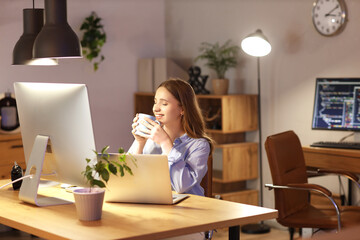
[{"left": 241, "top": 223, "right": 271, "bottom": 234}]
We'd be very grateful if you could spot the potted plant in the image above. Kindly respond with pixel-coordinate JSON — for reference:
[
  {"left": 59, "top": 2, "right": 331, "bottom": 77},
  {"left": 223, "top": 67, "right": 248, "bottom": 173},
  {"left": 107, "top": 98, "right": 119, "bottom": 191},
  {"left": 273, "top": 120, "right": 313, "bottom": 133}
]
[
  {"left": 73, "top": 146, "right": 136, "bottom": 221},
  {"left": 80, "top": 12, "right": 107, "bottom": 71},
  {"left": 195, "top": 40, "right": 239, "bottom": 95}
]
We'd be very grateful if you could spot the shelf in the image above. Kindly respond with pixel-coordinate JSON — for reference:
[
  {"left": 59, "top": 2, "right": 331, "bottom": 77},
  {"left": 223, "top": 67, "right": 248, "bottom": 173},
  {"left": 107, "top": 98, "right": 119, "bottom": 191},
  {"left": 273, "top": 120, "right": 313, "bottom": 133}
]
[
  {"left": 212, "top": 142, "right": 258, "bottom": 183},
  {"left": 134, "top": 93, "right": 258, "bottom": 133}
]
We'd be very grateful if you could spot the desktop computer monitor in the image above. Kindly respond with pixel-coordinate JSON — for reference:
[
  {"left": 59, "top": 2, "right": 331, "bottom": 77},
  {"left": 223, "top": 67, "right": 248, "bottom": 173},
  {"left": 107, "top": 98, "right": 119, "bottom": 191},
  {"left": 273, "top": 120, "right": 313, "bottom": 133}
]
[
  {"left": 14, "top": 82, "right": 96, "bottom": 206},
  {"left": 312, "top": 78, "right": 360, "bottom": 132}
]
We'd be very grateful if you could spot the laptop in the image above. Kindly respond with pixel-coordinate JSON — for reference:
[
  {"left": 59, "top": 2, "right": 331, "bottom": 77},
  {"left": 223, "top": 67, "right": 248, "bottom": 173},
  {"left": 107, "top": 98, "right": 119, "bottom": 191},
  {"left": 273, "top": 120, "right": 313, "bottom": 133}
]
[{"left": 104, "top": 154, "right": 189, "bottom": 204}]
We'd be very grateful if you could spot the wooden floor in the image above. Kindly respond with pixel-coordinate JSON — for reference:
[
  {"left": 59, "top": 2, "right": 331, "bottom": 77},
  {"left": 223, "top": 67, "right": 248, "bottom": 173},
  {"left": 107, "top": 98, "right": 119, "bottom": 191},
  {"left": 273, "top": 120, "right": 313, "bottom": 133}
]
[{"left": 0, "top": 226, "right": 297, "bottom": 239}]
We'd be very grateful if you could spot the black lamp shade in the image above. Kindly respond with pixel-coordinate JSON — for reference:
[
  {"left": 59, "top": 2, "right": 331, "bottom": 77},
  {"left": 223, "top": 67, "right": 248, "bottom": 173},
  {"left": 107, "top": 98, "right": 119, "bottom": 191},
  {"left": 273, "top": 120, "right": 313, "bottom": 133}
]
[
  {"left": 13, "top": 9, "right": 44, "bottom": 65},
  {"left": 33, "top": 0, "right": 82, "bottom": 59}
]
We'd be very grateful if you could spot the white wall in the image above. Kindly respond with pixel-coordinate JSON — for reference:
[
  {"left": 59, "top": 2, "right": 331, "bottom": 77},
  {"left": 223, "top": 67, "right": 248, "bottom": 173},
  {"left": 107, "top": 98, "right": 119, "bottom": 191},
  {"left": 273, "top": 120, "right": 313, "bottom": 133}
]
[
  {"left": 0, "top": 0, "right": 165, "bottom": 152},
  {"left": 165, "top": 0, "right": 360, "bottom": 213}
]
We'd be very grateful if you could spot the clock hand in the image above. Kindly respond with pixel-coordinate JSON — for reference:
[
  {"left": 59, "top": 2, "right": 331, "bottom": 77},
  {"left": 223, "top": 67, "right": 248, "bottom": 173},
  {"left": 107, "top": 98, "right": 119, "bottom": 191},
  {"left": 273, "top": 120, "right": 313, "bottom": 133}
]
[
  {"left": 325, "top": 4, "right": 339, "bottom": 17},
  {"left": 326, "top": 14, "right": 337, "bottom": 17}
]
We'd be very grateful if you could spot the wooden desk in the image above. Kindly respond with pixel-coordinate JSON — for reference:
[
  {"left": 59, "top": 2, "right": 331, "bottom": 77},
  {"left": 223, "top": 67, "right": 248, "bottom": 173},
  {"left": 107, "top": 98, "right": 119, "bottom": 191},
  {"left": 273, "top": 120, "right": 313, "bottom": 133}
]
[
  {"left": 0, "top": 180, "right": 277, "bottom": 240},
  {"left": 303, "top": 146, "right": 360, "bottom": 205},
  {"left": 303, "top": 146, "right": 360, "bottom": 173}
]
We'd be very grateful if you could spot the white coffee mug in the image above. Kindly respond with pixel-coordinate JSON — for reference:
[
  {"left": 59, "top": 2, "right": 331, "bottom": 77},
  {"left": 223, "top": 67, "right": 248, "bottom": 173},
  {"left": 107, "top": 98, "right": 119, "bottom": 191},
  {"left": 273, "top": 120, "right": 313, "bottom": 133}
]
[{"left": 135, "top": 113, "right": 159, "bottom": 136}]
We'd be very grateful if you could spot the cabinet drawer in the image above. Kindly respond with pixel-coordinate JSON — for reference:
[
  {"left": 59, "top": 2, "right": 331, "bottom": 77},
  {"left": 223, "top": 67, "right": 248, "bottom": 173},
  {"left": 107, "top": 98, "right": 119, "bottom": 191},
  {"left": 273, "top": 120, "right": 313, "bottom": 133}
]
[{"left": 0, "top": 136, "right": 25, "bottom": 179}]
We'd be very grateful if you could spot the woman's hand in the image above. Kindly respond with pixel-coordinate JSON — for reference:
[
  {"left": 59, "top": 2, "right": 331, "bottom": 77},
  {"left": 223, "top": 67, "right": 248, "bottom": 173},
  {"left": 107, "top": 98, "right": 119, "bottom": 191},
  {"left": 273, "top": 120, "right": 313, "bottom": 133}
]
[
  {"left": 139, "top": 117, "right": 173, "bottom": 154},
  {"left": 131, "top": 114, "right": 147, "bottom": 143}
]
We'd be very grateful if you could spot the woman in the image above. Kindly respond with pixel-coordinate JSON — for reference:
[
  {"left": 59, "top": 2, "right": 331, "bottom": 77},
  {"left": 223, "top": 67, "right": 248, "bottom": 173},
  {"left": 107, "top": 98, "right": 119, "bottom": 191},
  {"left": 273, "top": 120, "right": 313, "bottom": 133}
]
[{"left": 129, "top": 78, "right": 214, "bottom": 196}]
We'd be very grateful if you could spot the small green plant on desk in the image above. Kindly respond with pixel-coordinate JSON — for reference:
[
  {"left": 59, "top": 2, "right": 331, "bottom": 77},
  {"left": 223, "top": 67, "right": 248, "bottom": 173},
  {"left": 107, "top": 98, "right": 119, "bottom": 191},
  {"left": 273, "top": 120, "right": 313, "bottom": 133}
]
[
  {"left": 82, "top": 146, "right": 137, "bottom": 190},
  {"left": 74, "top": 146, "right": 136, "bottom": 221}
]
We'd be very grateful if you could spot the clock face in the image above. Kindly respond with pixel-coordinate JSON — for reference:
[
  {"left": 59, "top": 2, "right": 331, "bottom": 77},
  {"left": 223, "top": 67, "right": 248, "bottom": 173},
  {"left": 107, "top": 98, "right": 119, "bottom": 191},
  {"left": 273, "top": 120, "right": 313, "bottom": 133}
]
[{"left": 312, "top": 0, "right": 347, "bottom": 36}]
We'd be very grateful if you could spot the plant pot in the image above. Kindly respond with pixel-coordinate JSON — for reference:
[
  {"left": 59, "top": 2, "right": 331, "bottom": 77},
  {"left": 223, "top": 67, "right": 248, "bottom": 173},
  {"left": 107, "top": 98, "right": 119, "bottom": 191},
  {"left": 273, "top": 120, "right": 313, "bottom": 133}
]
[
  {"left": 212, "top": 79, "right": 229, "bottom": 95},
  {"left": 73, "top": 188, "right": 105, "bottom": 221}
]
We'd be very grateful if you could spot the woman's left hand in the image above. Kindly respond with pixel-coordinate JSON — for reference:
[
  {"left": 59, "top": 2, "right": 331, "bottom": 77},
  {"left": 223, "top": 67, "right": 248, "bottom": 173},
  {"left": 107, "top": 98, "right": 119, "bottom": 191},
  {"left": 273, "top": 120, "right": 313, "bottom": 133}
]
[{"left": 140, "top": 117, "right": 173, "bottom": 153}]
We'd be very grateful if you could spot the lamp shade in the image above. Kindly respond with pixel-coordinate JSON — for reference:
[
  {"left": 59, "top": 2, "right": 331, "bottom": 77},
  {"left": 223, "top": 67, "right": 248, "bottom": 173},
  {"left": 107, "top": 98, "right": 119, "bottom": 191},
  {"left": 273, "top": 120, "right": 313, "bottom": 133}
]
[
  {"left": 33, "top": 0, "right": 81, "bottom": 59},
  {"left": 12, "top": 9, "right": 58, "bottom": 65},
  {"left": 241, "top": 29, "right": 271, "bottom": 57}
]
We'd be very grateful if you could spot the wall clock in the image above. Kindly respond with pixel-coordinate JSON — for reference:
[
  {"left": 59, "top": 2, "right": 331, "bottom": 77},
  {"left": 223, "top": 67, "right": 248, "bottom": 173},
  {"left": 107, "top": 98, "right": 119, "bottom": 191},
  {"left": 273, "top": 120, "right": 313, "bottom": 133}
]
[{"left": 312, "top": 0, "right": 347, "bottom": 36}]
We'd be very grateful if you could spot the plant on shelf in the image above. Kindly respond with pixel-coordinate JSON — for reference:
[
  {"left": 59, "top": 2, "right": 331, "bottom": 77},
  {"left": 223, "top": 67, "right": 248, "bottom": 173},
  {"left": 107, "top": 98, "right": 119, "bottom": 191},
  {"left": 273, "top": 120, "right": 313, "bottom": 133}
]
[
  {"left": 80, "top": 12, "right": 107, "bottom": 71},
  {"left": 195, "top": 40, "right": 239, "bottom": 95},
  {"left": 73, "top": 146, "right": 136, "bottom": 221}
]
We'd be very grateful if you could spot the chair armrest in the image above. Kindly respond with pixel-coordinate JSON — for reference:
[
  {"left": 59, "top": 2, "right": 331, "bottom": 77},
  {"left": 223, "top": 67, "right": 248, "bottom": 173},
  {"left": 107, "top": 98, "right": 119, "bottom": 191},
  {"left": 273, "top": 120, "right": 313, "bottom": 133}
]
[
  {"left": 287, "top": 183, "right": 332, "bottom": 197},
  {"left": 265, "top": 183, "right": 332, "bottom": 197},
  {"left": 265, "top": 183, "right": 341, "bottom": 231},
  {"left": 317, "top": 168, "right": 359, "bottom": 182}
]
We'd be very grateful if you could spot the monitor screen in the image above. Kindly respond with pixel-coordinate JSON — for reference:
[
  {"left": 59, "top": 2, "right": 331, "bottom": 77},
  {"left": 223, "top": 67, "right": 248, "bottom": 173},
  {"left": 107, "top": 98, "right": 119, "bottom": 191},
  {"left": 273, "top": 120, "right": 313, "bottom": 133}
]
[
  {"left": 312, "top": 78, "right": 360, "bottom": 131},
  {"left": 14, "top": 82, "right": 96, "bottom": 206}
]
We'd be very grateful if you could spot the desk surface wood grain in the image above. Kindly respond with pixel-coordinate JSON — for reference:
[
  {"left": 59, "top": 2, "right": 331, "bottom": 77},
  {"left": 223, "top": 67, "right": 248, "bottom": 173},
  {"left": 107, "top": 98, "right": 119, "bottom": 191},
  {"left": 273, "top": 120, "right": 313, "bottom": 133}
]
[{"left": 0, "top": 180, "right": 277, "bottom": 240}]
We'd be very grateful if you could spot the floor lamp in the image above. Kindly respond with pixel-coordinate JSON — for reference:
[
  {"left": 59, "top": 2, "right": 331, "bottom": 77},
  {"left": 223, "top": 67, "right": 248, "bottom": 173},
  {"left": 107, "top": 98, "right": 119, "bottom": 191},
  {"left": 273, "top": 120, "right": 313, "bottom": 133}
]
[{"left": 240, "top": 29, "right": 272, "bottom": 234}]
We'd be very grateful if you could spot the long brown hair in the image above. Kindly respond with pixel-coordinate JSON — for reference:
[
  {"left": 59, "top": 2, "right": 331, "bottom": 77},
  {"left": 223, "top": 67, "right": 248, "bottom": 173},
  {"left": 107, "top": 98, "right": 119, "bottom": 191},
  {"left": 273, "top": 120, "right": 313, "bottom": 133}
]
[{"left": 157, "top": 78, "right": 214, "bottom": 152}]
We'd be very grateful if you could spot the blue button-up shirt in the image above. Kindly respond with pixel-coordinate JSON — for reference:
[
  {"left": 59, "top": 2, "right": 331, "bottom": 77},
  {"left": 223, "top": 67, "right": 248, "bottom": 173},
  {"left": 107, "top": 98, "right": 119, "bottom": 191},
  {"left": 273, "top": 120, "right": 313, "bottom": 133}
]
[{"left": 129, "top": 134, "right": 210, "bottom": 196}]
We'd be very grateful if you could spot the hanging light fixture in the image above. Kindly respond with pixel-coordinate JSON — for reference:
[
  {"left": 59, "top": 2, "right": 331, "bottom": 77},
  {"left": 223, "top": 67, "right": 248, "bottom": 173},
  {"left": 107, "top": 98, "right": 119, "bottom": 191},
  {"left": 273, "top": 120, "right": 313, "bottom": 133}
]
[
  {"left": 12, "top": 6, "right": 58, "bottom": 65},
  {"left": 33, "top": 0, "right": 82, "bottom": 59}
]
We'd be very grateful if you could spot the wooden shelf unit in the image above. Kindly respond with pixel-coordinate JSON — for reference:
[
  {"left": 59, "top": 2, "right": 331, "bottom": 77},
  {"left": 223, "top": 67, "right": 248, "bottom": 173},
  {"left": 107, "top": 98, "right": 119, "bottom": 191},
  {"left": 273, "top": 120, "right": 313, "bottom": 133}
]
[
  {"left": 0, "top": 133, "right": 25, "bottom": 179},
  {"left": 134, "top": 92, "right": 259, "bottom": 205}
]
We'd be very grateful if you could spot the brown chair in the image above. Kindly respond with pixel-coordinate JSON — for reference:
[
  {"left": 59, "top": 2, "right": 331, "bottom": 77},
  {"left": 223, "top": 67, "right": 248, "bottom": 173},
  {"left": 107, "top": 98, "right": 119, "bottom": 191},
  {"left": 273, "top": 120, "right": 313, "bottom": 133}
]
[
  {"left": 200, "top": 154, "right": 213, "bottom": 198},
  {"left": 264, "top": 130, "right": 360, "bottom": 239}
]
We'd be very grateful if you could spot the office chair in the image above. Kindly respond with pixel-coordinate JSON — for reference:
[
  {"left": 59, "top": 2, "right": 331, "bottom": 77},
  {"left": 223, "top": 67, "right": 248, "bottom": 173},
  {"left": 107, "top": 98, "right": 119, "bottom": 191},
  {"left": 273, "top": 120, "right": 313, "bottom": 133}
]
[
  {"left": 264, "top": 130, "right": 360, "bottom": 240},
  {"left": 200, "top": 154, "right": 213, "bottom": 198},
  {"left": 200, "top": 154, "right": 213, "bottom": 240}
]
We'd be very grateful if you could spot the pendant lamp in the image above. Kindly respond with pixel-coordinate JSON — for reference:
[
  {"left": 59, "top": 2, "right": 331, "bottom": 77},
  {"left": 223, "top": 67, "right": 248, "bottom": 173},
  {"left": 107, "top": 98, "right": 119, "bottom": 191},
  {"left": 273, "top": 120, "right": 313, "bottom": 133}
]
[
  {"left": 12, "top": 8, "right": 58, "bottom": 65},
  {"left": 33, "top": 0, "right": 82, "bottom": 59}
]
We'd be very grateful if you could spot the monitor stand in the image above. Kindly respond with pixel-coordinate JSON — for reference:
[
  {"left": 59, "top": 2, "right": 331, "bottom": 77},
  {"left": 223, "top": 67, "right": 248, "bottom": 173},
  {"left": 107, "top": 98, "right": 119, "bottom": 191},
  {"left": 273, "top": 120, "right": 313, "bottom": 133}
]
[{"left": 18, "top": 135, "right": 73, "bottom": 207}]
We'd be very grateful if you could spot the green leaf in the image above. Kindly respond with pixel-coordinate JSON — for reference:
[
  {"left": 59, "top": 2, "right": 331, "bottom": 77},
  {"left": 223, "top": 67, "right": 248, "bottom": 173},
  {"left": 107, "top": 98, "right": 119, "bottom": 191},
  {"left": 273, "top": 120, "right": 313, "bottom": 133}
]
[
  {"left": 118, "top": 164, "right": 124, "bottom": 177},
  {"left": 92, "top": 179, "right": 106, "bottom": 188},
  {"left": 108, "top": 163, "right": 117, "bottom": 175},
  {"left": 101, "top": 169, "right": 109, "bottom": 182},
  {"left": 123, "top": 164, "right": 133, "bottom": 175},
  {"left": 101, "top": 146, "right": 110, "bottom": 154}
]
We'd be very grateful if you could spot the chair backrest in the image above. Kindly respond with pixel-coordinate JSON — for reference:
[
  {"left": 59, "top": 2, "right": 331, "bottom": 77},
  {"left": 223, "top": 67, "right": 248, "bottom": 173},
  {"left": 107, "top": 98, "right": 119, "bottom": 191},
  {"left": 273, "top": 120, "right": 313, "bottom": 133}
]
[
  {"left": 264, "top": 130, "right": 309, "bottom": 220},
  {"left": 200, "top": 154, "right": 213, "bottom": 198}
]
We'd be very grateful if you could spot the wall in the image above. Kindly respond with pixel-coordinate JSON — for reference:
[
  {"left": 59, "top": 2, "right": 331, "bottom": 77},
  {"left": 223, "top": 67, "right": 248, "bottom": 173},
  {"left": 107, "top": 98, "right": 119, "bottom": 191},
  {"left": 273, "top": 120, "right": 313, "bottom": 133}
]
[
  {"left": 165, "top": 0, "right": 360, "bottom": 217},
  {"left": 0, "top": 0, "right": 165, "bottom": 152}
]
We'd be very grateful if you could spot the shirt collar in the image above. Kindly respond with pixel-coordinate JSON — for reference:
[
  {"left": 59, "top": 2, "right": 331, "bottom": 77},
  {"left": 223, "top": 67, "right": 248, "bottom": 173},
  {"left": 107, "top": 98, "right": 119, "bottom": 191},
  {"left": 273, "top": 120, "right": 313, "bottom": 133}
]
[{"left": 174, "top": 133, "right": 189, "bottom": 145}]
